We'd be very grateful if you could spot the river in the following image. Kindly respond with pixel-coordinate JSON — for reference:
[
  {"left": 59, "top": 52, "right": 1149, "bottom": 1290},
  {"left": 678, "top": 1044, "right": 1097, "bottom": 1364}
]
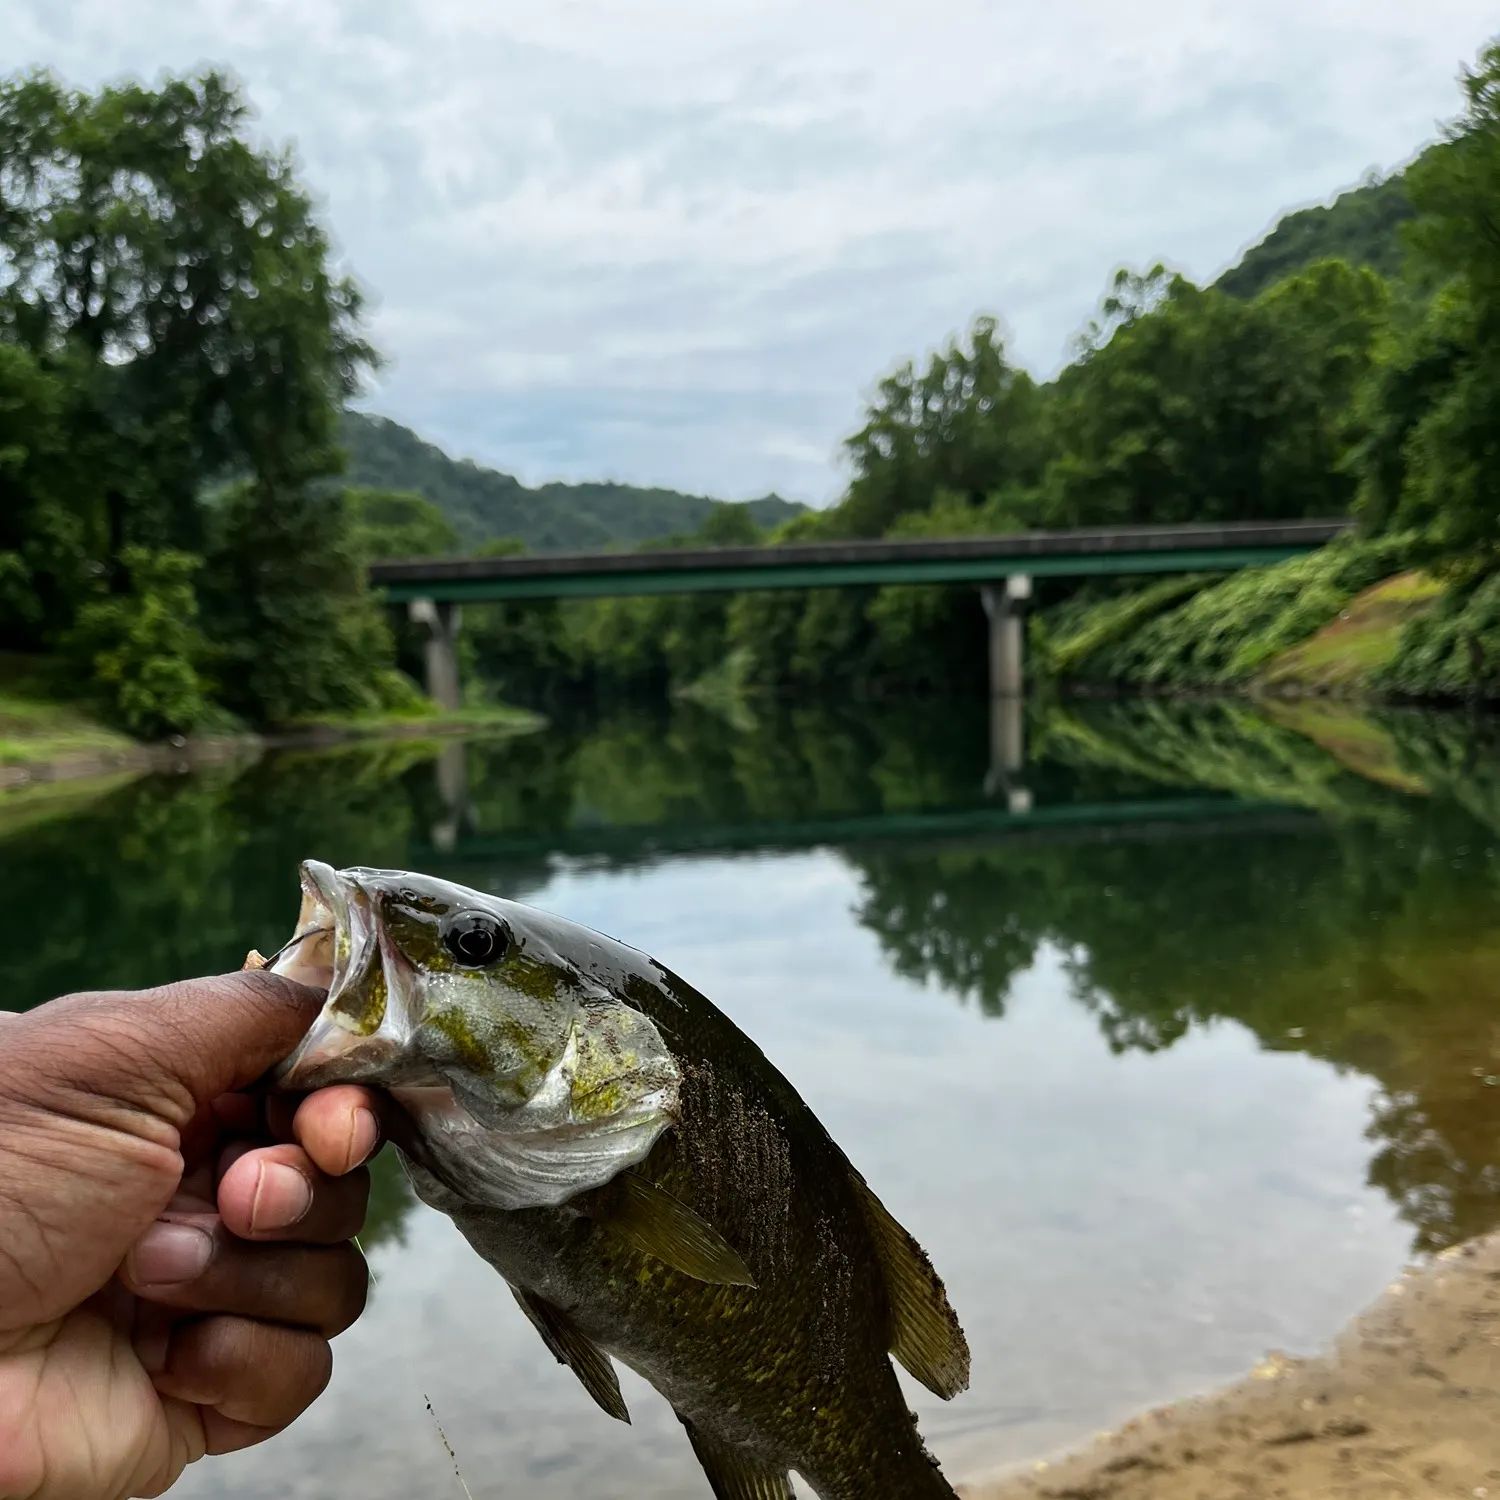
[{"left": 4, "top": 695, "right": 1499, "bottom": 1497}]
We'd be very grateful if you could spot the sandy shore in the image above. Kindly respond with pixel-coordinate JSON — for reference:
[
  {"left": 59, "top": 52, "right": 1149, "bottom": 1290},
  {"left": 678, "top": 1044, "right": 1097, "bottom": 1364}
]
[{"left": 961, "top": 1232, "right": 1500, "bottom": 1500}]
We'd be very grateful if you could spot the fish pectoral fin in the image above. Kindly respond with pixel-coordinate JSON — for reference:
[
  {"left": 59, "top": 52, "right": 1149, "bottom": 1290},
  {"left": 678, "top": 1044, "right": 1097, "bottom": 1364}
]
[
  {"left": 854, "top": 1176, "right": 971, "bottom": 1400},
  {"left": 600, "top": 1171, "right": 757, "bottom": 1287},
  {"left": 679, "top": 1416, "right": 795, "bottom": 1500},
  {"left": 506, "top": 1285, "right": 631, "bottom": 1425}
]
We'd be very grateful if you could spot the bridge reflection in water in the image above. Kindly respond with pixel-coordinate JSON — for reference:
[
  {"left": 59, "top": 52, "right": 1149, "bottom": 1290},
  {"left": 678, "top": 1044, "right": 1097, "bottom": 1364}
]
[{"left": 421, "top": 708, "right": 1313, "bottom": 864}]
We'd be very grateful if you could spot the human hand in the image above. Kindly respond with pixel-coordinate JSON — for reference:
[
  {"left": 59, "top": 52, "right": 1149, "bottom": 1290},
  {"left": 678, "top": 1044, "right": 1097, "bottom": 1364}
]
[{"left": 0, "top": 972, "right": 385, "bottom": 1500}]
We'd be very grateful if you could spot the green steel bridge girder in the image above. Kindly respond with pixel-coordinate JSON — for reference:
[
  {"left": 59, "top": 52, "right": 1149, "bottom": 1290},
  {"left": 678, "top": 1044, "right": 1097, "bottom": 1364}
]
[{"left": 376, "top": 543, "right": 1321, "bottom": 604}]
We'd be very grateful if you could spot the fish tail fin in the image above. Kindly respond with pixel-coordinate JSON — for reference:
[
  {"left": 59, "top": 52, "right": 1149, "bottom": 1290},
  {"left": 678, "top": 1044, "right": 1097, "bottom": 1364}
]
[
  {"left": 678, "top": 1415, "right": 794, "bottom": 1499},
  {"left": 851, "top": 1176, "right": 970, "bottom": 1399}
]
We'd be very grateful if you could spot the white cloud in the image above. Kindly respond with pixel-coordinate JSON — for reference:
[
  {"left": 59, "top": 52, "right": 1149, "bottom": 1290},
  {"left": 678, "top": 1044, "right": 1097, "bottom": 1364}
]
[{"left": 4, "top": 0, "right": 1496, "bottom": 501}]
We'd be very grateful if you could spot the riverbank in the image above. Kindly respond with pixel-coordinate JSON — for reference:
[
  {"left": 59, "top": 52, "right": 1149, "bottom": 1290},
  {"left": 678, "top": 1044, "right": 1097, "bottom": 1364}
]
[
  {"left": 960, "top": 1232, "right": 1500, "bottom": 1500},
  {"left": 1025, "top": 528, "right": 1500, "bottom": 709},
  {"left": 0, "top": 691, "right": 544, "bottom": 793}
]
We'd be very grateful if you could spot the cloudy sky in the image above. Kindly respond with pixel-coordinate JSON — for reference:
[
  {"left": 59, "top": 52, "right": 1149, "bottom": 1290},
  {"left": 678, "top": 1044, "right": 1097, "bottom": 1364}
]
[{"left": 6, "top": 2, "right": 1497, "bottom": 503}]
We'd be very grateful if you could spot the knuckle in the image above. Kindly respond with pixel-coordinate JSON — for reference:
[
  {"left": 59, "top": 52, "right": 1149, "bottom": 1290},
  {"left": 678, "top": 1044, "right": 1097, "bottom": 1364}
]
[{"left": 164, "top": 1315, "right": 332, "bottom": 1423}]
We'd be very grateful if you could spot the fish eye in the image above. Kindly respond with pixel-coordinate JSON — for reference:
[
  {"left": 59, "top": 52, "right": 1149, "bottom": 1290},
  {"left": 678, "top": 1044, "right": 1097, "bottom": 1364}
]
[{"left": 442, "top": 912, "right": 511, "bottom": 968}]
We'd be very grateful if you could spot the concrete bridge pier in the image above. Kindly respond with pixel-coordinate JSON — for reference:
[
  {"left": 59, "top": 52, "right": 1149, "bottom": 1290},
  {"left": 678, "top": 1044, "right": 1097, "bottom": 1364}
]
[
  {"left": 980, "top": 575, "right": 1032, "bottom": 806},
  {"left": 980, "top": 573, "right": 1032, "bottom": 698},
  {"left": 409, "top": 597, "right": 463, "bottom": 711}
]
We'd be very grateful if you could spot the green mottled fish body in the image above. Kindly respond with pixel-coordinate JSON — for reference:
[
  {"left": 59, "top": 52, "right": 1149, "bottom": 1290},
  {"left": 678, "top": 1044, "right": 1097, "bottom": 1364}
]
[{"left": 274, "top": 863, "right": 968, "bottom": 1500}]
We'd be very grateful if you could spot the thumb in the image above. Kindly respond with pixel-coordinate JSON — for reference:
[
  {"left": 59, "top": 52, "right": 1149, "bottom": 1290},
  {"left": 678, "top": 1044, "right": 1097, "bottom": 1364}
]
[{"left": 6, "top": 971, "right": 326, "bottom": 1135}]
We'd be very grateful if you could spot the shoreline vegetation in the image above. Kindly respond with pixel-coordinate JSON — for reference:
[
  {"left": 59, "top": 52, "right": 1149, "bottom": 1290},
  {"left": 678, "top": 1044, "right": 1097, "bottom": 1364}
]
[{"left": 0, "top": 668, "right": 541, "bottom": 793}]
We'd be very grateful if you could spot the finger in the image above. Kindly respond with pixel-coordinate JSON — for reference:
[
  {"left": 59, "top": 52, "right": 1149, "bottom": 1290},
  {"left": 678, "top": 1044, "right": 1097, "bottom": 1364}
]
[
  {"left": 152, "top": 1315, "right": 334, "bottom": 1432},
  {"left": 6, "top": 971, "right": 326, "bottom": 1133},
  {"left": 217, "top": 1144, "right": 371, "bottom": 1242},
  {"left": 199, "top": 1412, "right": 283, "bottom": 1459},
  {"left": 122, "top": 1220, "right": 368, "bottom": 1336},
  {"left": 291, "top": 1086, "right": 385, "bottom": 1176}
]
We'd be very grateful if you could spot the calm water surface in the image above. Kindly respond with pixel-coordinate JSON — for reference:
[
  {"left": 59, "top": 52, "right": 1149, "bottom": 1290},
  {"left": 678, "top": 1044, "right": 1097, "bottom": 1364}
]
[{"left": 4, "top": 697, "right": 1500, "bottom": 1497}]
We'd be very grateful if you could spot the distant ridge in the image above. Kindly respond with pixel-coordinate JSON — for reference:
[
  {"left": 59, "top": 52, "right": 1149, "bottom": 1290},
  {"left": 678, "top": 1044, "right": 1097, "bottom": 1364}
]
[
  {"left": 339, "top": 411, "right": 806, "bottom": 554},
  {"left": 1215, "top": 158, "right": 1424, "bottom": 301}
]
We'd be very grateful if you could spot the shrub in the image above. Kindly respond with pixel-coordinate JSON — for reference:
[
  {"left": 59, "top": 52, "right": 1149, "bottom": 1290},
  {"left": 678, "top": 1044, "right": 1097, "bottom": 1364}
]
[{"left": 67, "top": 547, "right": 210, "bottom": 737}]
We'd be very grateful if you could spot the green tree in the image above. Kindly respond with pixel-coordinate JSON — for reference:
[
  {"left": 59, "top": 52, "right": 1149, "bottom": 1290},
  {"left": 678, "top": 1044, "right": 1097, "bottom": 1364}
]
[
  {"left": 344, "top": 487, "right": 458, "bottom": 560},
  {"left": 1354, "top": 40, "right": 1500, "bottom": 567},
  {"left": 0, "top": 341, "right": 78, "bottom": 643},
  {"left": 1217, "top": 169, "right": 1417, "bottom": 300},
  {"left": 0, "top": 69, "right": 393, "bottom": 725},
  {"left": 200, "top": 482, "right": 411, "bottom": 724},
  {"left": 839, "top": 316, "right": 1043, "bottom": 538},
  {"left": 1038, "top": 260, "right": 1385, "bottom": 530},
  {"left": 65, "top": 546, "right": 209, "bottom": 736}
]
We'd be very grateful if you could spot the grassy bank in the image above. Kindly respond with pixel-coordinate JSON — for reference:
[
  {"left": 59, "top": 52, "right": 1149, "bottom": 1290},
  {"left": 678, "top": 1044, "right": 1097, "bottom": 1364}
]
[
  {"left": 0, "top": 692, "right": 139, "bottom": 769},
  {"left": 0, "top": 653, "right": 542, "bottom": 788},
  {"left": 1032, "top": 538, "right": 1495, "bottom": 704},
  {"left": 0, "top": 655, "right": 139, "bottom": 772}
]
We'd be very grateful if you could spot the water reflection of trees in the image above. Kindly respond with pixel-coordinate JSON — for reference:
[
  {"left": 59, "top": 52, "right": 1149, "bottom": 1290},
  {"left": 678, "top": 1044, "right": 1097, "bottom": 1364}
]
[
  {"left": 0, "top": 743, "right": 435, "bottom": 1012},
  {"left": 4, "top": 696, "right": 1500, "bottom": 1251},
  {"left": 849, "top": 703, "right": 1500, "bottom": 1252}
]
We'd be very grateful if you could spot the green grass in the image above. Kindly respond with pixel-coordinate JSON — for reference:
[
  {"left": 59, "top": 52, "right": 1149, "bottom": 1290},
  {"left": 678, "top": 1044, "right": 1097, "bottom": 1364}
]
[
  {"left": 0, "top": 654, "right": 140, "bottom": 768},
  {"left": 1039, "top": 575, "right": 1210, "bottom": 677},
  {"left": 0, "top": 651, "right": 544, "bottom": 777},
  {"left": 1258, "top": 571, "right": 1445, "bottom": 695}
]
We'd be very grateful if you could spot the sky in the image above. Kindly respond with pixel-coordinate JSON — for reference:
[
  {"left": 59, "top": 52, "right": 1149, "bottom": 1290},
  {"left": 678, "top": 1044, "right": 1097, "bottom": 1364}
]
[{"left": 6, "top": 3, "right": 1498, "bottom": 504}]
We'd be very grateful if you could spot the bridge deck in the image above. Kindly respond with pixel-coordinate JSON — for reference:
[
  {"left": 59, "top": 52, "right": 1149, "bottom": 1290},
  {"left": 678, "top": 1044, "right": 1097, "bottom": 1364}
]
[{"left": 370, "top": 519, "right": 1349, "bottom": 602}]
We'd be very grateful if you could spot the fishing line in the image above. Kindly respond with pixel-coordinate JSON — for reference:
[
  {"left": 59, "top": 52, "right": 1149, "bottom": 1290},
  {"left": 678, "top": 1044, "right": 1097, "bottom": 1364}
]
[
  {"left": 358, "top": 1236, "right": 477, "bottom": 1500},
  {"left": 425, "top": 1394, "right": 477, "bottom": 1500},
  {"left": 259, "top": 925, "right": 334, "bottom": 969}
]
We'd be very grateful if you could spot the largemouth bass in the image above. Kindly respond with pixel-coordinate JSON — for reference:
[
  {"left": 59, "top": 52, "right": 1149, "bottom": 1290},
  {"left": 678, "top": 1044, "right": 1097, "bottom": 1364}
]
[{"left": 272, "top": 860, "right": 969, "bottom": 1499}]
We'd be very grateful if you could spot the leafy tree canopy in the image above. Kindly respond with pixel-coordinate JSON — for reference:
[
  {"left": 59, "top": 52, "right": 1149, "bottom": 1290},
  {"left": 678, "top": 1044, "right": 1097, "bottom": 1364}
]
[{"left": 0, "top": 68, "right": 401, "bottom": 729}]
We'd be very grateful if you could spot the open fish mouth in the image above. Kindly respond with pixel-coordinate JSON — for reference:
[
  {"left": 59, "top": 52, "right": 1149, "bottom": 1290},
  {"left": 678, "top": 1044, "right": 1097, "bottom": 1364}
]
[{"left": 271, "top": 860, "right": 426, "bottom": 1091}]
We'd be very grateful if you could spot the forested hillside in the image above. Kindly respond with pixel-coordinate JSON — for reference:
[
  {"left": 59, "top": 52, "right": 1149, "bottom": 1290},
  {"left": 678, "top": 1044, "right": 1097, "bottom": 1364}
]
[
  {"left": 340, "top": 412, "right": 805, "bottom": 554},
  {"left": 1217, "top": 166, "right": 1418, "bottom": 299}
]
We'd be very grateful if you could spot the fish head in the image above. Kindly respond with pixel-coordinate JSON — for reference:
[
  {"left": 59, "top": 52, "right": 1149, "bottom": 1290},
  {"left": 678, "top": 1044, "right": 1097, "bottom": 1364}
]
[{"left": 272, "top": 861, "right": 681, "bottom": 1209}]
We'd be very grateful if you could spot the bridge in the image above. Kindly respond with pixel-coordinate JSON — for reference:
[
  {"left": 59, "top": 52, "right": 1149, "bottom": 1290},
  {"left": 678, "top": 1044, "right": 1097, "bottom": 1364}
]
[{"left": 370, "top": 519, "right": 1348, "bottom": 710}]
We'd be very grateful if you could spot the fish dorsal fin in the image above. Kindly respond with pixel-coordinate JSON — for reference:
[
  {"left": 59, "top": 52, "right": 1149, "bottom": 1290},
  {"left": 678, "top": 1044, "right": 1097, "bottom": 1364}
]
[
  {"left": 854, "top": 1177, "right": 970, "bottom": 1399},
  {"left": 601, "top": 1172, "right": 757, "bottom": 1287},
  {"left": 680, "top": 1417, "right": 795, "bottom": 1500},
  {"left": 507, "top": 1285, "right": 631, "bottom": 1424}
]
